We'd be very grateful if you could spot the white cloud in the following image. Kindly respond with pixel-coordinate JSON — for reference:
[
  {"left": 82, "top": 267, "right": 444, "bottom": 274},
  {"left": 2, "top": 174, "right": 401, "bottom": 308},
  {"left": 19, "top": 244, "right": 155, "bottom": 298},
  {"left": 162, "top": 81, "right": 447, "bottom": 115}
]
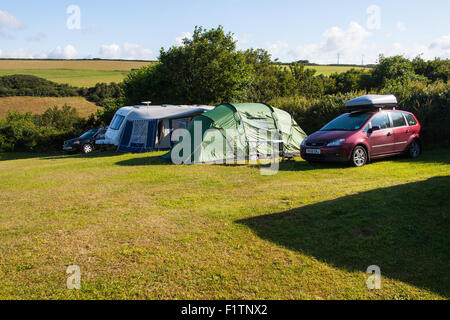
[
  {"left": 99, "top": 44, "right": 121, "bottom": 59},
  {"left": 430, "top": 34, "right": 450, "bottom": 50},
  {"left": 99, "top": 43, "right": 154, "bottom": 60},
  {"left": 0, "top": 46, "right": 78, "bottom": 59},
  {"left": 397, "top": 21, "right": 406, "bottom": 33},
  {"left": 47, "top": 45, "right": 79, "bottom": 59},
  {"left": 266, "top": 41, "right": 289, "bottom": 56},
  {"left": 232, "top": 33, "right": 251, "bottom": 49},
  {"left": 175, "top": 32, "right": 192, "bottom": 46},
  {"left": 0, "top": 48, "right": 33, "bottom": 59},
  {"left": 378, "top": 38, "right": 450, "bottom": 61},
  {"left": 270, "top": 21, "right": 449, "bottom": 64},
  {"left": 323, "top": 22, "right": 371, "bottom": 52},
  {"left": 287, "top": 21, "right": 371, "bottom": 64},
  {"left": 0, "top": 10, "right": 22, "bottom": 29}
]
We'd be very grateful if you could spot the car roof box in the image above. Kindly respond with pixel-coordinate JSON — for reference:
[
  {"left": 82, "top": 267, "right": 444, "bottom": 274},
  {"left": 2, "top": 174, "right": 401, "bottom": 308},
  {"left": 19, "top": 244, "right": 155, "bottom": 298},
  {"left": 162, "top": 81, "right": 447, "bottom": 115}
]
[{"left": 345, "top": 95, "right": 398, "bottom": 112}]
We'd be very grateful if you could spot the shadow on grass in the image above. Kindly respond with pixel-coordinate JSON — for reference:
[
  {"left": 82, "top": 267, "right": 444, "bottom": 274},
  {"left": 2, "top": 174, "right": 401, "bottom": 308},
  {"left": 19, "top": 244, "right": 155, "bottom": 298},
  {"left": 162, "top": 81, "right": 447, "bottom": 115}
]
[
  {"left": 41, "top": 151, "right": 123, "bottom": 160},
  {"left": 0, "top": 150, "right": 122, "bottom": 162},
  {"left": 237, "top": 176, "right": 450, "bottom": 297},
  {"left": 115, "top": 155, "right": 169, "bottom": 166}
]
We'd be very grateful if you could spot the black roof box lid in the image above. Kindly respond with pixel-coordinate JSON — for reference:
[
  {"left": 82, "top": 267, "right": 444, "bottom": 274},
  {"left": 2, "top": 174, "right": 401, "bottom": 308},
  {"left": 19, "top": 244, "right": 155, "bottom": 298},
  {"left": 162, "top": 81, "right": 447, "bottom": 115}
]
[{"left": 345, "top": 95, "right": 398, "bottom": 112}]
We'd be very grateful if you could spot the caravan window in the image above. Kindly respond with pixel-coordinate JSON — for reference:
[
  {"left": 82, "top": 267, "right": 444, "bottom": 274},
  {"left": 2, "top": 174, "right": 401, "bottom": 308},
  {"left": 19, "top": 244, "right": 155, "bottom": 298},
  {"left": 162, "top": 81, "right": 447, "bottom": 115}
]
[{"left": 110, "top": 115, "right": 125, "bottom": 130}]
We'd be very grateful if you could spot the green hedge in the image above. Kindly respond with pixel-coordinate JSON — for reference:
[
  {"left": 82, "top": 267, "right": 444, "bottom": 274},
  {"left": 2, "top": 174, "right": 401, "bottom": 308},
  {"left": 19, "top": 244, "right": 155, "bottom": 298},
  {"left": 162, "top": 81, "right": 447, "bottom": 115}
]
[
  {"left": 0, "top": 106, "right": 89, "bottom": 152},
  {"left": 0, "top": 75, "right": 79, "bottom": 97},
  {"left": 270, "top": 81, "right": 450, "bottom": 146}
]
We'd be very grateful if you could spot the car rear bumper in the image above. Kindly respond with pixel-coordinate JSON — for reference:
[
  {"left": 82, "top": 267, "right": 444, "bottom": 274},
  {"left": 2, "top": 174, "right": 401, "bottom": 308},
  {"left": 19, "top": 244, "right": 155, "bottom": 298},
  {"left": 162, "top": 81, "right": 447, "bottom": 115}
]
[{"left": 300, "top": 146, "right": 352, "bottom": 163}]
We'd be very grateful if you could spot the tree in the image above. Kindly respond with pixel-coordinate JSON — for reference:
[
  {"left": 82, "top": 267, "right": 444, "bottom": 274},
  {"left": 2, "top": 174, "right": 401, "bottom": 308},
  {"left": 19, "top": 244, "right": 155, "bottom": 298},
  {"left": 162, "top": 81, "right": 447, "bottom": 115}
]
[
  {"left": 371, "top": 55, "right": 424, "bottom": 88},
  {"left": 412, "top": 56, "right": 450, "bottom": 82},
  {"left": 123, "top": 26, "right": 252, "bottom": 105},
  {"left": 244, "top": 48, "right": 279, "bottom": 101}
]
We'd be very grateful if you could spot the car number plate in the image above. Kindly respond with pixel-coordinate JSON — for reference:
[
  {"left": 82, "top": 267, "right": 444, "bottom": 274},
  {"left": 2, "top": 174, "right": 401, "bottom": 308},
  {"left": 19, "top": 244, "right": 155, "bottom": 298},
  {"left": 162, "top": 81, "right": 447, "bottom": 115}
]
[{"left": 306, "top": 149, "right": 321, "bottom": 155}]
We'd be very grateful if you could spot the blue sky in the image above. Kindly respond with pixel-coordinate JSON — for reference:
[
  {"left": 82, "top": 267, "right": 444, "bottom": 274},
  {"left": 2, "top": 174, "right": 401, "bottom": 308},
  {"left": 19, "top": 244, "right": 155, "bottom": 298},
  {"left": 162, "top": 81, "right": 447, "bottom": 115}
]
[{"left": 0, "top": 0, "right": 449, "bottom": 64}]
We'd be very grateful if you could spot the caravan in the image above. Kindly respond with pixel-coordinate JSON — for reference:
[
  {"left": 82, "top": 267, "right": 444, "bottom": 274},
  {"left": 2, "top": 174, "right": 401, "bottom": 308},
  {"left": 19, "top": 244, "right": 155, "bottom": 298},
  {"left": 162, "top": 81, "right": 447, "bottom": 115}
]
[{"left": 104, "top": 103, "right": 214, "bottom": 153}]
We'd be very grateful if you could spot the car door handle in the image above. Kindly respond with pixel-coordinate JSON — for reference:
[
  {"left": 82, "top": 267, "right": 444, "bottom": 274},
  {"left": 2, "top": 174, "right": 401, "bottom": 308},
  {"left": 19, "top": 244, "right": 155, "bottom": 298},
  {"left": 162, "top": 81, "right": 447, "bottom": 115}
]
[
  {"left": 387, "top": 132, "right": 392, "bottom": 137},
  {"left": 406, "top": 130, "right": 410, "bottom": 134}
]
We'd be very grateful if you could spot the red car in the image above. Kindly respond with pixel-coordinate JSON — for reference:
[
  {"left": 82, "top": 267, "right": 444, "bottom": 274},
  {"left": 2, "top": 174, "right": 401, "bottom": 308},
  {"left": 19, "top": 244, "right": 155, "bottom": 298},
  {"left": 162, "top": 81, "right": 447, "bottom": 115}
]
[{"left": 300, "top": 95, "right": 422, "bottom": 167}]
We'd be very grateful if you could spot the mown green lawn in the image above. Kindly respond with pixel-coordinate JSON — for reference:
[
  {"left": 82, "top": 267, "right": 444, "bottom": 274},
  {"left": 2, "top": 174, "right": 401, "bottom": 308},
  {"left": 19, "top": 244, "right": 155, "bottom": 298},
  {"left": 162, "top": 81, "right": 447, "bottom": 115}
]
[{"left": 0, "top": 149, "right": 448, "bottom": 300}]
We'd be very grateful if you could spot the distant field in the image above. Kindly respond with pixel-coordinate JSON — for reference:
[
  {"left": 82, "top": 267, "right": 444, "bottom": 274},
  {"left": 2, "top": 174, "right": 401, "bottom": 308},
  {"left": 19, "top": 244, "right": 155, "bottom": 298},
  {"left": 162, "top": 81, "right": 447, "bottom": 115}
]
[
  {"left": 0, "top": 96, "right": 100, "bottom": 118},
  {"left": 0, "top": 60, "right": 154, "bottom": 87},
  {"left": 0, "top": 60, "right": 367, "bottom": 87},
  {"left": 0, "top": 69, "right": 130, "bottom": 87},
  {"left": 0, "top": 60, "right": 153, "bottom": 71},
  {"left": 306, "top": 66, "right": 369, "bottom": 76},
  {"left": 278, "top": 65, "right": 369, "bottom": 76}
]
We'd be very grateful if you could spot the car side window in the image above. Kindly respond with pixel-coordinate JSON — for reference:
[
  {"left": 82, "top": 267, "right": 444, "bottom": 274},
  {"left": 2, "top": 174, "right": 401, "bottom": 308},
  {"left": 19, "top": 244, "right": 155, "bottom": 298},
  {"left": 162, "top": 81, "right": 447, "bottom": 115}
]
[
  {"left": 371, "top": 113, "right": 391, "bottom": 129},
  {"left": 404, "top": 113, "right": 417, "bottom": 126},
  {"left": 390, "top": 112, "right": 407, "bottom": 127}
]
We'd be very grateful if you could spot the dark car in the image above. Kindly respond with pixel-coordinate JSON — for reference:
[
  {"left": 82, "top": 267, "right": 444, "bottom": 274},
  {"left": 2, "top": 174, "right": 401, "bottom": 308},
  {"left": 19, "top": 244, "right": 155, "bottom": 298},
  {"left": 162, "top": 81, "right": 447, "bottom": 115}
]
[
  {"left": 63, "top": 127, "right": 107, "bottom": 154},
  {"left": 300, "top": 95, "right": 422, "bottom": 167}
]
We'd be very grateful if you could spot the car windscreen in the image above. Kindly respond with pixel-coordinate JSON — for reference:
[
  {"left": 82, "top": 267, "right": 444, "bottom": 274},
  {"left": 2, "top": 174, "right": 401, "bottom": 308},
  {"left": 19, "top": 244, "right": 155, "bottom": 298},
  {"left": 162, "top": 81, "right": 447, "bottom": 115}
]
[
  {"left": 110, "top": 115, "right": 125, "bottom": 130},
  {"left": 79, "top": 129, "right": 98, "bottom": 139},
  {"left": 320, "top": 113, "right": 373, "bottom": 131}
]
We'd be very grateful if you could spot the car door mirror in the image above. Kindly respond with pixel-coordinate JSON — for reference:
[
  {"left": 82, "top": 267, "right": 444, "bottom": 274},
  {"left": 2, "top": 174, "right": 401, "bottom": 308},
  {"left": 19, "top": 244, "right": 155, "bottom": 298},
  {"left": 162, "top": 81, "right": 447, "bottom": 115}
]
[{"left": 368, "top": 126, "right": 380, "bottom": 134}]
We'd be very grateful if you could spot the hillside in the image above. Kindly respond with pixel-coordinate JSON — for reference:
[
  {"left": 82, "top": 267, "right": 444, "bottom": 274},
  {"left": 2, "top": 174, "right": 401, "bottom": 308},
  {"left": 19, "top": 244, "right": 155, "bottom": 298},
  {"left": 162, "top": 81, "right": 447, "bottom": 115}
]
[
  {"left": 0, "top": 59, "right": 368, "bottom": 87},
  {"left": 0, "top": 96, "right": 99, "bottom": 119}
]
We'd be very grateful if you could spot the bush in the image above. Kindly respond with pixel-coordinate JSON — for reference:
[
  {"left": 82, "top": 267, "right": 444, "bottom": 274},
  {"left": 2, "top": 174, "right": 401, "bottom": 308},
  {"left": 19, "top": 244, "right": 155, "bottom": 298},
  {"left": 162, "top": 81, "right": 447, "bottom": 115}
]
[
  {"left": 79, "top": 82, "right": 123, "bottom": 106},
  {"left": 0, "top": 75, "right": 79, "bottom": 97},
  {"left": 412, "top": 57, "right": 450, "bottom": 82},
  {"left": 87, "top": 98, "right": 124, "bottom": 127},
  {"left": 270, "top": 81, "right": 450, "bottom": 146},
  {"left": 0, "top": 106, "right": 89, "bottom": 152},
  {"left": 381, "top": 80, "right": 450, "bottom": 145},
  {"left": 270, "top": 92, "right": 366, "bottom": 135}
]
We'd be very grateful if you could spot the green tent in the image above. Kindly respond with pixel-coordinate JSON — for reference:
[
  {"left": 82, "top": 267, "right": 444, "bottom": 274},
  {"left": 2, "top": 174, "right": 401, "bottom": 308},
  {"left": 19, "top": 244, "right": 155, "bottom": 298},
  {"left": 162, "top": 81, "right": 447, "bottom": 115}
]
[{"left": 165, "top": 103, "right": 307, "bottom": 164}]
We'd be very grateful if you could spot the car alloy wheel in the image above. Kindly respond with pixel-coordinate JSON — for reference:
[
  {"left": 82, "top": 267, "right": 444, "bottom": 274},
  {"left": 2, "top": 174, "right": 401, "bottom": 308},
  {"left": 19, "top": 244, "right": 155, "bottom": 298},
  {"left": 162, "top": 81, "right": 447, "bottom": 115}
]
[
  {"left": 352, "top": 146, "right": 368, "bottom": 167},
  {"left": 83, "top": 144, "right": 93, "bottom": 154},
  {"left": 409, "top": 140, "right": 421, "bottom": 158}
]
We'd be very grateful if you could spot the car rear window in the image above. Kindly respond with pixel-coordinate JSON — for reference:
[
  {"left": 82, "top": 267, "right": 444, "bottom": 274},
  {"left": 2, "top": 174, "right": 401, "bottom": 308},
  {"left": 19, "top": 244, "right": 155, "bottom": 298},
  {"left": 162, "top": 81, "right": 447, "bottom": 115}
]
[
  {"left": 390, "top": 112, "right": 407, "bottom": 127},
  {"left": 404, "top": 113, "right": 417, "bottom": 126}
]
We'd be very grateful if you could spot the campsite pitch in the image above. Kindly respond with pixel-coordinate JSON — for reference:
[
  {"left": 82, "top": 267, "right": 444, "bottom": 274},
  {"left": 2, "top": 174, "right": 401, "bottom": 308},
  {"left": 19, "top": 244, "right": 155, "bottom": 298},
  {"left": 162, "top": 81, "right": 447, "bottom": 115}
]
[{"left": 0, "top": 149, "right": 448, "bottom": 299}]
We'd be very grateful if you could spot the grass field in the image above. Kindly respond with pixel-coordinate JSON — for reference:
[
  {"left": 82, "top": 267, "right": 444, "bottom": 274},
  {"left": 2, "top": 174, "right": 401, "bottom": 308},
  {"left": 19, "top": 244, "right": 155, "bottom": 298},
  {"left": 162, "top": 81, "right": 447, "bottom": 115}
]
[
  {"left": 0, "top": 149, "right": 448, "bottom": 300},
  {"left": 278, "top": 65, "right": 369, "bottom": 76},
  {"left": 306, "top": 65, "right": 369, "bottom": 76},
  {"left": 0, "top": 96, "right": 99, "bottom": 119},
  {"left": 0, "top": 60, "right": 153, "bottom": 87},
  {"left": 0, "top": 69, "right": 130, "bottom": 87},
  {"left": 0, "top": 60, "right": 368, "bottom": 87},
  {"left": 0, "top": 60, "right": 153, "bottom": 71}
]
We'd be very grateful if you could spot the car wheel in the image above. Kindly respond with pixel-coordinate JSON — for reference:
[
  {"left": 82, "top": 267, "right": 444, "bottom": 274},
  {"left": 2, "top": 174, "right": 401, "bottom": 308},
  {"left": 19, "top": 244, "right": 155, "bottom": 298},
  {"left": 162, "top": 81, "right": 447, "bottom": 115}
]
[
  {"left": 409, "top": 140, "right": 421, "bottom": 159},
  {"left": 82, "top": 144, "right": 94, "bottom": 154},
  {"left": 351, "top": 146, "right": 368, "bottom": 167}
]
